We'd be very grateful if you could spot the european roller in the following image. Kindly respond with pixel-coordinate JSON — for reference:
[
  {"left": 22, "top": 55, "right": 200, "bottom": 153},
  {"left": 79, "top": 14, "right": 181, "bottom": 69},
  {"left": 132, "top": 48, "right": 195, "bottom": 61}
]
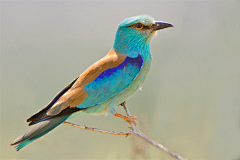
[{"left": 10, "top": 15, "right": 173, "bottom": 151}]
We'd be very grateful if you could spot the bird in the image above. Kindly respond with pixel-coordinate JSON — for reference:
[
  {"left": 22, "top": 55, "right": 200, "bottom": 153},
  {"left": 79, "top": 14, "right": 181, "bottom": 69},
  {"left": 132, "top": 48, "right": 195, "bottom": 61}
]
[{"left": 10, "top": 15, "right": 173, "bottom": 151}]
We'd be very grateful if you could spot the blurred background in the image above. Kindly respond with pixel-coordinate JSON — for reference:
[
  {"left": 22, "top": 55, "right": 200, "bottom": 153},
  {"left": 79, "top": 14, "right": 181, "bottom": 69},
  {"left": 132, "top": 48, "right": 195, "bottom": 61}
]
[{"left": 1, "top": 1, "right": 240, "bottom": 160}]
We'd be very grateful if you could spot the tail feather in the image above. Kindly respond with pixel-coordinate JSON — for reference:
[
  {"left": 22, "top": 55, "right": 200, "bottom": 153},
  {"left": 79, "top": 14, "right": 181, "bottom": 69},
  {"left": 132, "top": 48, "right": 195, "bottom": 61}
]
[{"left": 10, "top": 116, "right": 68, "bottom": 151}]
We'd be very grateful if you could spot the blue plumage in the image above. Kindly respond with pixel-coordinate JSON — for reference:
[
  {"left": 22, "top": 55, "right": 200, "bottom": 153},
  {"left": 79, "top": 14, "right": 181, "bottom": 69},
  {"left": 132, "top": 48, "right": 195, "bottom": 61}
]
[
  {"left": 79, "top": 55, "right": 143, "bottom": 108},
  {"left": 113, "top": 15, "right": 155, "bottom": 57}
]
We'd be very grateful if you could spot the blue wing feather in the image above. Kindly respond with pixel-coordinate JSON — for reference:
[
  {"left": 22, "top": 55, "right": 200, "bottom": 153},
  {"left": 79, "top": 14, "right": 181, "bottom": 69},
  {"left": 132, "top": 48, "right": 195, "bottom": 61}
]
[{"left": 77, "top": 55, "right": 143, "bottom": 108}]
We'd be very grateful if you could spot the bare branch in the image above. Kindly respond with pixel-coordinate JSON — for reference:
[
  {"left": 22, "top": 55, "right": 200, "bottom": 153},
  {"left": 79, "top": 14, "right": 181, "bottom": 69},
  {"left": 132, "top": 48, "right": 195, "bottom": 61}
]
[
  {"left": 62, "top": 103, "right": 185, "bottom": 160},
  {"left": 121, "top": 103, "right": 185, "bottom": 160},
  {"left": 62, "top": 121, "right": 132, "bottom": 136}
]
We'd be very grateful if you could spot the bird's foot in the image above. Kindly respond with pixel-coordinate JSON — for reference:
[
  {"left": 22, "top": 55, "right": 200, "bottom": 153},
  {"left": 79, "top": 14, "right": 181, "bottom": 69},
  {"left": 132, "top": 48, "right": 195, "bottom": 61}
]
[{"left": 112, "top": 112, "right": 137, "bottom": 127}]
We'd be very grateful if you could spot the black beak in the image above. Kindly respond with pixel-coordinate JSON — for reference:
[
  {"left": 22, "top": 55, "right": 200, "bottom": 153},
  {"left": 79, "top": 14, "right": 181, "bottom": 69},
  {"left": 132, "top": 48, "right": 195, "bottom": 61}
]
[{"left": 150, "top": 21, "right": 173, "bottom": 31}]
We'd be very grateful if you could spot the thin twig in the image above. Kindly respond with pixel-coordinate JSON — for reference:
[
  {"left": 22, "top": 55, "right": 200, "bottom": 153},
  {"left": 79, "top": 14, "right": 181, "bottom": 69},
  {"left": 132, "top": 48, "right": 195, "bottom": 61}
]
[
  {"left": 62, "top": 103, "right": 185, "bottom": 160},
  {"left": 62, "top": 122, "right": 132, "bottom": 136}
]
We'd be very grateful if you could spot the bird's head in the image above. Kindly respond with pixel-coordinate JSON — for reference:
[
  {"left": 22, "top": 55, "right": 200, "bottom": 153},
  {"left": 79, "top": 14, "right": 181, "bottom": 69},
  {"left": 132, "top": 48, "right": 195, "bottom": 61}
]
[{"left": 113, "top": 15, "right": 173, "bottom": 58}]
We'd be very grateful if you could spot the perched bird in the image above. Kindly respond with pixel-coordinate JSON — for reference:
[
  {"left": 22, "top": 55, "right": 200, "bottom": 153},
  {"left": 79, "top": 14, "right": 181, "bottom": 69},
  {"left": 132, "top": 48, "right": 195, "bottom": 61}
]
[{"left": 10, "top": 15, "right": 173, "bottom": 151}]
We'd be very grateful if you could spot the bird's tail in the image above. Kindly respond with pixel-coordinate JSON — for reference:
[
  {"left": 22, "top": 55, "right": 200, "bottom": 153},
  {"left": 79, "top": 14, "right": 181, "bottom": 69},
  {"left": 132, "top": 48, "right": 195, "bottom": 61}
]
[{"left": 10, "top": 116, "right": 68, "bottom": 151}]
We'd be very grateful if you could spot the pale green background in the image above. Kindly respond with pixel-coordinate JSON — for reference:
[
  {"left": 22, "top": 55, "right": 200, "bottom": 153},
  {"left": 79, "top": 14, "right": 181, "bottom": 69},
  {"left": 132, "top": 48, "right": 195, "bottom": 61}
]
[{"left": 1, "top": 1, "right": 240, "bottom": 160}]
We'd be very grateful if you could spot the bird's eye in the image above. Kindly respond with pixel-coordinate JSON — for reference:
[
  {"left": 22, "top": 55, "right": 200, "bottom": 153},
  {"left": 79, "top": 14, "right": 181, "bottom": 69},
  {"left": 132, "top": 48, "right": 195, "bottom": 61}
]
[{"left": 134, "top": 23, "right": 143, "bottom": 29}]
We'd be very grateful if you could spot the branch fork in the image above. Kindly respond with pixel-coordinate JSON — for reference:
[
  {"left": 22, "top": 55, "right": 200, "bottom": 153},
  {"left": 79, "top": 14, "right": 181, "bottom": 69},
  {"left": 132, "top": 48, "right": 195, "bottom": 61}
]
[{"left": 62, "top": 103, "right": 185, "bottom": 160}]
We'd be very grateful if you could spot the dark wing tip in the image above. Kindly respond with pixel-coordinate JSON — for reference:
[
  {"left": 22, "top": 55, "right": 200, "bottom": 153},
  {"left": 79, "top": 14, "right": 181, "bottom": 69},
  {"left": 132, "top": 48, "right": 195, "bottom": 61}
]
[
  {"left": 10, "top": 140, "right": 18, "bottom": 146},
  {"left": 25, "top": 76, "right": 79, "bottom": 125}
]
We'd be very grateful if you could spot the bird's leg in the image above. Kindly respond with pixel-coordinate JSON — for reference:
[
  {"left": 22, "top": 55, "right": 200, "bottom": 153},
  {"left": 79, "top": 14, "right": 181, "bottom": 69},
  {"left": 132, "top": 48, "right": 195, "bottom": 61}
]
[{"left": 115, "top": 101, "right": 137, "bottom": 126}]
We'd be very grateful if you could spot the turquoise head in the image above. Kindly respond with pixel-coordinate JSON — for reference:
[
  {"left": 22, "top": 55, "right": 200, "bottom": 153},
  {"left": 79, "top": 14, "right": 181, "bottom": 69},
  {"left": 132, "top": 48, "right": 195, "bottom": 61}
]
[{"left": 113, "top": 15, "right": 173, "bottom": 58}]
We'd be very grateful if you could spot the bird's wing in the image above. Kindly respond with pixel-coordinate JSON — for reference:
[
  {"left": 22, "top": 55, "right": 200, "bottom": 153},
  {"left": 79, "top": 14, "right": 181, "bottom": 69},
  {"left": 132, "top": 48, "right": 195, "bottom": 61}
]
[
  {"left": 77, "top": 53, "right": 143, "bottom": 109},
  {"left": 26, "top": 77, "right": 79, "bottom": 124},
  {"left": 27, "top": 49, "right": 143, "bottom": 125}
]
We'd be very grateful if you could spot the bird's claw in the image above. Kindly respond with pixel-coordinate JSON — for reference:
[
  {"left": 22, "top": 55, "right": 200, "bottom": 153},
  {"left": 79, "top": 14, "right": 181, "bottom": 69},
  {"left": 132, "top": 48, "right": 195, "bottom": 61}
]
[
  {"left": 124, "top": 115, "right": 137, "bottom": 127},
  {"left": 112, "top": 112, "right": 137, "bottom": 127}
]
